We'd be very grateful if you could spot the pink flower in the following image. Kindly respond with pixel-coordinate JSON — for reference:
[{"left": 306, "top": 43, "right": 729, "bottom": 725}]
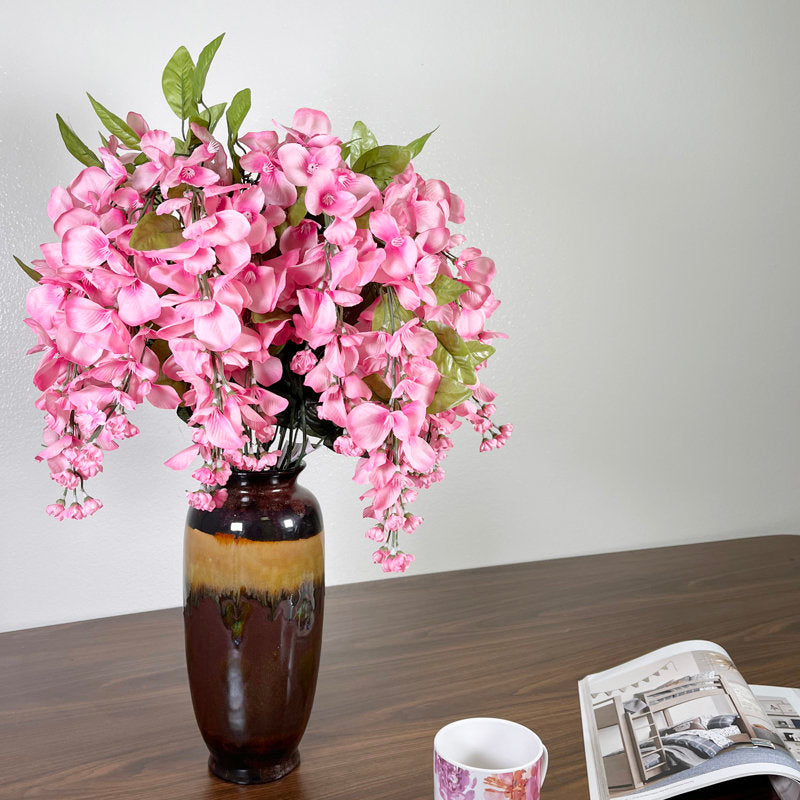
[
  {"left": 278, "top": 143, "right": 341, "bottom": 186},
  {"left": 290, "top": 349, "right": 318, "bottom": 374},
  {"left": 305, "top": 170, "right": 358, "bottom": 218},
  {"left": 24, "top": 84, "right": 509, "bottom": 573}
]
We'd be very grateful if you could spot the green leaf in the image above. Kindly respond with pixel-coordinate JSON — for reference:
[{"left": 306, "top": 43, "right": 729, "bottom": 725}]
[
  {"left": 287, "top": 187, "right": 307, "bottom": 227},
  {"left": 226, "top": 88, "right": 251, "bottom": 144},
  {"left": 371, "top": 294, "right": 415, "bottom": 332},
  {"left": 427, "top": 321, "right": 477, "bottom": 385},
  {"left": 56, "top": 114, "right": 102, "bottom": 168},
  {"left": 129, "top": 212, "right": 185, "bottom": 251},
  {"left": 193, "top": 33, "right": 225, "bottom": 102},
  {"left": 162, "top": 45, "right": 198, "bottom": 120},
  {"left": 352, "top": 145, "right": 412, "bottom": 188},
  {"left": 430, "top": 274, "right": 469, "bottom": 305},
  {"left": 251, "top": 309, "right": 293, "bottom": 324},
  {"left": 465, "top": 339, "right": 496, "bottom": 366},
  {"left": 349, "top": 121, "right": 378, "bottom": 167},
  {"left": 407, "top": 126, "right": 438, "bottom": 158},
  {"left": 86, "top": 93, "right": 140, "bottom": 148},
  {"left": 427, "top": 375, "right": 473, "bottom": 414},
  {"left": 339, "top": 143, "right": 351, "bottom": 162},
  {"left": 354, "top": 210, "right": 371, "bottom": 230},
  {"left": 14, "top": 255, "right": 41, "bottom": 282},
  {"left": 363, "top": 373, "right": 392, "bottom": 403},
  {"left": 204, "top": 102, "right": 227, "bottom": 133}
]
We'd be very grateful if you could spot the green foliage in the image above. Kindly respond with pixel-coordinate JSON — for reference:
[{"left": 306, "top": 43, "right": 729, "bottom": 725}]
[
  {"left": 427, "top": 374, "right": 473, "bottom": 414},
  {"left": 193, "top": 33, "right": 225, "bottom": 103},
  {"left": 162, "top": 45, "right": 198, "bottom": 120},
  {"left": 226, "top": 88, "right": 251, "bottom": 143},
  {"left": 129, "top": 212, "right": 185, "bottom": 251},
  {"left": 56, "top": 114, "right": 102, "bottom": 168},
  {"left": 204, "top": 102, "right": 227, "bottom": 133},
  {"left": 425, "top": 322, "right": 497, "bottom": 393},
  {"left": 226, "top": 88, "right": 251, "bottom": 181},
  {"left": 14, "top": 255, "right": 41, "bottom": 282},
  {"left": 271, "top": 342, "right": 343, "bottom": 454},
  {"left": 352, "top": 145, "right": 412, "bottom": 189},
  {"left": 287, "top": 187, "right": 307, "bottom": 227},
  {"left": 348, "top": 121, "right": 378, "bottom": 167},
  {"left": 86, "top": 94, "right": 140, "bottom": 148},
  {"left": 465, "top": 339, "right": 496, "bottom": 366},
  {"left": 427, "top": 321, "right": 478, "bottom": 385},
  {"left": 371, "top": 293, "right": 414, "bottom": 332},
  {"left": 250, "top": 309, "right": 292, "bottom": 324},
  {"left": 430, "top": 274, "right": 469, "bottom": 305},
  {"left": 407, "top": 127, "right": 437, "bottom": 158},
  {"left": 363, "top": 373, "right": 392, "bottom": 402}
]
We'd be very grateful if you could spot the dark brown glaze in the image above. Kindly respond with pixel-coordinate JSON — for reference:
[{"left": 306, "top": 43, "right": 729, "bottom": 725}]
[
  {"left": 187, "top": 468, "right": 322, "bottom": 542},
  {"left": 183, "top": 466, "right": 325, "bottom": 784},
  {"left": 184, "top": 584, "right": 324, "bottom": 783}
]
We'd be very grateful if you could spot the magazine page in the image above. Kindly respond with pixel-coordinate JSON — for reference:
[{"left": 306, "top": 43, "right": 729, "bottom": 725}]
[
  {"left": 753, "top": 686, "right": 800, "bottom": 761},
  {"left": 579, "top": 641, "right": 800, "bottom": 800}
]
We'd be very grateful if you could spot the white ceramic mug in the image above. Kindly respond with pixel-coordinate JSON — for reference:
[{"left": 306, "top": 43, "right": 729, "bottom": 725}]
[{"left": 434, "top": 718, "right": 548, "bottom": 800}]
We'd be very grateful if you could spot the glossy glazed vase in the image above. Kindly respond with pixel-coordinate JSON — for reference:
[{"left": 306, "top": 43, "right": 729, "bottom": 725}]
[{"left": 183, "top": 466, "right": 324, "bottom": 784}]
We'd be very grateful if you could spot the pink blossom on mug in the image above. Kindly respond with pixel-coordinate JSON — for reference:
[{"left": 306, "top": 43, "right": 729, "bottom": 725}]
[{"left": 19, "top": 34, "right": 510, "bottom": 571}]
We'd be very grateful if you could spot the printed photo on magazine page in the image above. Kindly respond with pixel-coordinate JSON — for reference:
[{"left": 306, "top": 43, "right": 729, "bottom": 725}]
[
  {"left": 579, "top": 641, "right": 800, "bottom": 800},
  {"left": 754, "top": 687, "right": 800, "bottom": 762}
]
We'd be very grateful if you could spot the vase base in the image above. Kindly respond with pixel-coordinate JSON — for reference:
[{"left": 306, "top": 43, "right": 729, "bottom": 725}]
[{"left": 208, "top": 750, "right": 300, "bottom": 784}]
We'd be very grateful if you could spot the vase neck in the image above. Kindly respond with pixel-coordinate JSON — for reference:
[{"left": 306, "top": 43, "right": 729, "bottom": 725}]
[{"left": 230, "top": 465, "right": 305, "bottom": 488}]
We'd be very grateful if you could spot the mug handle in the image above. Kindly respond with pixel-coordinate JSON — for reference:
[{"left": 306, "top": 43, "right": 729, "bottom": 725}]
[{"left": 539, "top": 744, "right": 549, "bottom": 787}]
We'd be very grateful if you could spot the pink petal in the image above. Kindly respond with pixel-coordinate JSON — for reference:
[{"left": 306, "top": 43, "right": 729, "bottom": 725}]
[
  {"left": 117, "top": 280, "right": 162, "bottom": 326},
  {"left": 347, "top": 402, "right": 393, "bottom": 451},
  {"left": 157, "top": 198, "right": 190, "bottom": 215},
  {"left": 147, "top": 383, "right": 181, "bottom": 409},
  {"left": 260, "top": 169, "right": 297, "bottom": 207},
  {"left": 401, "top": 436, "right": 436, "bottom": 473},
  {"left": 239, "top": 131, "right": 279, "bottom": 151},
  {"left": 292, "top": 108, "right": 331, "bottom": 137},
  {"left": 416, "top": 226, "right": 450, "bottom": 254},
  {"left": 324, "top": 216, "right": 357, "bottom": 246},
  {"left": 48, "top": 186, "right": 73, "bottom": 223},
  {"left": 164, "top": 444, "right": 200, "bottom": 470},
  {"left": 26, "top": 283, "right": 66, "bottom": 328},
  {"left": 62, "top": 225, "right": 110, "bottom": 267},
  {"left": 126, "top": 112, "right": 150, "bottom": 137},
  {"left": 203, "top": 407, "right": 244, "bottom": 449},
  {"left": 54, "top": 208, "right": 99, "bottom": 239},
  {"left": 68, "top": 167, "right": 114, "bottom": 208},
  {"left": 55, "top": 327, "right": 105, "bottom": 365},
  {"left": 369, "top": 210, "right": 401, "bottom": 243},
  {"left": 253, "top": 355, "right": 283, "bottom": 386},
  {"left": 277, "top": 143, "right": 312, "bottom": 185},
  {"left": 140, "top": 130, "right": 175, "bottom": 162},
  {"left": 64, "top": 296, "right": 112, "bottom": 333},
  {"left": 194, "top": 301, "right": 242, "bottom": 351}
]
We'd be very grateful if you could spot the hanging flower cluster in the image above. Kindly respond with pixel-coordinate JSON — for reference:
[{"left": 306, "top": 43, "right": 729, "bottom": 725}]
[{"left": 20, "top": 35, "right": 510, "bottom": 571}]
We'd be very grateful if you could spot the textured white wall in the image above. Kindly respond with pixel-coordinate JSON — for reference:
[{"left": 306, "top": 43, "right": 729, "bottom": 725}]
[{"left": 2, "top": 1, "right": 799, "bottom": 632}]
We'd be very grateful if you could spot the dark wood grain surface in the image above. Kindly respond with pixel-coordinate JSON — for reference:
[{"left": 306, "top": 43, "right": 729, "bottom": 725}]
[{"left": 1, "top": 535, "right": 798, "bottom": 799}]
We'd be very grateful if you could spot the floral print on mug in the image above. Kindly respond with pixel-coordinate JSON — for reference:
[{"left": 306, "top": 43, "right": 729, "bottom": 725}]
[{"left": 435, "top": 756, "right": 542, "bottom": 800}]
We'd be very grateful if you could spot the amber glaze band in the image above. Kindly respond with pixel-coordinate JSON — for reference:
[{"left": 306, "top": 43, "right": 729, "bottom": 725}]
[{"left": 184, "top": 527, "right": 325, "bottom": 598}]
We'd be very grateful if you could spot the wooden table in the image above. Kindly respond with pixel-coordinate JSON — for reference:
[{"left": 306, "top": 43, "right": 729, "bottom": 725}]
[{"left": 1, "top": 535, "right": 798, "bottom": 799}]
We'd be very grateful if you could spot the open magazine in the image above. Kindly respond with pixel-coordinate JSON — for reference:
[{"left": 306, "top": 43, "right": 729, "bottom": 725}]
[{"left": 578, "top": 641, "right": 800, "bottom": 800}]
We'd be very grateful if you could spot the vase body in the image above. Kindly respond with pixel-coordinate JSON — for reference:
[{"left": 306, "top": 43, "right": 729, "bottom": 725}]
[{"left": 183, "top": 467, "right": 324, "bottom": 784}]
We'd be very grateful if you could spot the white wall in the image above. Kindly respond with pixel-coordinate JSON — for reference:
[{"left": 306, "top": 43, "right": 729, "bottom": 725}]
[{"left": 2, "top": 1, "right": 799, "bottom": 632}]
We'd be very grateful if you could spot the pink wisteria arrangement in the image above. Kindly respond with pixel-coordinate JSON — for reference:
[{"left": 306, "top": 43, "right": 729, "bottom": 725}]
[{"left": 20, "top": 35, "right": 510, "bottom": 572}]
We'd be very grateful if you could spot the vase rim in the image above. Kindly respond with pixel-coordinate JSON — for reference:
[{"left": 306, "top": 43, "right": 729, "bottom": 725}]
[{"left": 230, "top": 463, "right": 306, "bottom": 480}]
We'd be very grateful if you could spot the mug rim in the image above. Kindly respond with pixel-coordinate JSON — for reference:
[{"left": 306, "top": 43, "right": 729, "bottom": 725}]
[{"left": 433, "top": 717, "right": 545, "bottom": 774}]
